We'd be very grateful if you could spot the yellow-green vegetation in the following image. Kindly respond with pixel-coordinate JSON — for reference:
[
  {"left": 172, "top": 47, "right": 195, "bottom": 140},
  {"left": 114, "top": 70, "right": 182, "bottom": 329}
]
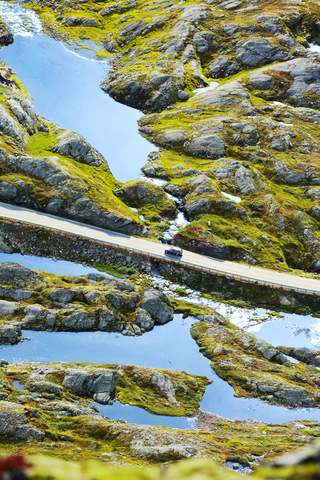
[
  {"left": 9, "top": 0, "right": 320, "bottom": 271},
  {"left": 26, "top": 458, "right": 242, "bottom": 480},
  {"left": 191, "top": 319, "right": 320, "bottom": 407},
  {"left": 115, "top": 179, "right": 177, "bottom": 223},
  {"left": 0, "top": 60, "right": 145, "bottom": 236},
  {"left": 1, "top": 364, "right": 320, "bottom": 469},
  {"left": 3, "top": 449, "right": 320, "bottom": 480},
  {"left": 24, "top": 0, "right": 320, "bottom": 112},
  {"left": 0, "top": 262, "right": 176, "bottom": 336},
  {"left": 139, "top": 70, "right": 320, "bottom": 271},
  {"left": 24, "top": 129, "right": 131, "bottom": 215},
  {"left": 3, "top": 361, "right": 210, "bottom": 416}
]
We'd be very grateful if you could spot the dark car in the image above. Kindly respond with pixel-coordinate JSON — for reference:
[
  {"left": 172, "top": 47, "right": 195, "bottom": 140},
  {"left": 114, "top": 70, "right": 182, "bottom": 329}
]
[{"left": 165, "top": 247, "right": 183, "bottom": 257}]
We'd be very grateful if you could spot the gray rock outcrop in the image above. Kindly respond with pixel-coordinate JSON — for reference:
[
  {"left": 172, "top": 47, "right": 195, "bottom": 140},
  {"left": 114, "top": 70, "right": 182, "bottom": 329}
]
[{"left": 139, "top": 289, "right": 174, "bottom": 325}]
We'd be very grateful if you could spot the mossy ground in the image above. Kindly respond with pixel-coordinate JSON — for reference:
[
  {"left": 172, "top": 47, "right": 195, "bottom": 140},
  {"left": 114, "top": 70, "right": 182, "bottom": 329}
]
[
  {"left": 191, "top": 319, "right": 320, "bottom": 406},
  {"left": 3, "top": 361, "right": 209, "bottom": 416}
]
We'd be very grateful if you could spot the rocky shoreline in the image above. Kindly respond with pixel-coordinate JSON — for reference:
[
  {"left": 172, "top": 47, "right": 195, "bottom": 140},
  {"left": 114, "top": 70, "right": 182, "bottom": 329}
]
[
  {"left": 0, "top": 262, "right": 175, "bottom": 339},
  {"left": 0, "top": 0, "right": 320, "bottom": 476},
  {"left": 0, "top": 218, "right": 319, "bottom": 315}
]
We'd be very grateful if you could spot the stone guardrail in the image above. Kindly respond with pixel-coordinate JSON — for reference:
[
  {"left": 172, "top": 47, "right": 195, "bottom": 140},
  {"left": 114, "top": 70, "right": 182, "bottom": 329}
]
[
  {"left": 1, "top": 214, "right": 319, "bottom": 297},
  {"left": 90, "top": 238, "right": 319, "bottom": 296}
]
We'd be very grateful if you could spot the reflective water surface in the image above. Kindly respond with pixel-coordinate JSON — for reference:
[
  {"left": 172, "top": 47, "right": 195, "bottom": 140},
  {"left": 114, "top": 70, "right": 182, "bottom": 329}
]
[{"left": 0, "top": 33, "right": 153, "bottom": 182}]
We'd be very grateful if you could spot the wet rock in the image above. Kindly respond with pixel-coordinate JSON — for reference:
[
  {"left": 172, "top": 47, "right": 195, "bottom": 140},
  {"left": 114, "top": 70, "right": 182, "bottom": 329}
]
[
  {"left": 140, "top": 288, "right": 173, "bottom": 325},
  {"left": 51, "top": 130, "right": 108, "bottom": 167}
]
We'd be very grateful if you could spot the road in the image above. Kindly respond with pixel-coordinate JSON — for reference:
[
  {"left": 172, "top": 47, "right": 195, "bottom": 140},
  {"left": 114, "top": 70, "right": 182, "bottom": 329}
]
[{"left": 0, "top": 202, "right": 320, "bottom": 294}]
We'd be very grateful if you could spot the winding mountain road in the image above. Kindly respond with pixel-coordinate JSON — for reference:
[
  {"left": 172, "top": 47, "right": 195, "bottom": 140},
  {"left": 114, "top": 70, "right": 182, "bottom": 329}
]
[{"left": 1, "top": 202, "right": 320, "bottom": 294}]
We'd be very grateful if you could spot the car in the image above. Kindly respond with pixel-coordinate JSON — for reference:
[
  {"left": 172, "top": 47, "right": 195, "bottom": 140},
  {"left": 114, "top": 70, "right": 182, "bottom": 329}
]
[{"left": 165, "top": 247, "right": 183, "bottom": 257}]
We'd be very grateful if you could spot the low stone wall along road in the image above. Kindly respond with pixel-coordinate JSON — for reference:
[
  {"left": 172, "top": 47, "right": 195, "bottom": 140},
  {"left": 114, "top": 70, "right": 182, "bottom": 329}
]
[{"left": 1, "top": 202, "right": 320, "bottom": 294}]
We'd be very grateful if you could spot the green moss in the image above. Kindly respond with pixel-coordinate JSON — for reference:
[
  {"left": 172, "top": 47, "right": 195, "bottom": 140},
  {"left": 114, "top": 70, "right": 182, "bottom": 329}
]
[{"left": 191, "top": 320, "right": 320, "bottom": 406}]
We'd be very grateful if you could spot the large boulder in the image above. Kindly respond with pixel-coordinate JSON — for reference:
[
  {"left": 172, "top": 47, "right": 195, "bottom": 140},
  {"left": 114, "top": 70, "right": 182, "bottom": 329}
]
[
  {"left": 0, "top": 324, "right": 21, "bottom": 345},
  {"left": 135, "top": 308, "right": 155, "bottom": 331},
  {"left": 0, "top": 300, "right": 19, "bottom": 315},
  {"left": 51, "top": 130, "right": 108, "bottom": 167},
  {"left": 105, "top": 291, "right": 140, "bottom": 310},
  {"left": 62, "top": 369, "right": 92, "bottom": 395},
  {"left": 140, "top": 289, "right": 174, "bottom": 325},
  {"left": 0, "top": 263, "right": 42, "bottom": 285},
  {"left": 62, "top": 368, "right": 117, "bottom": 404},
  {"left": 23, "top": 305, "right": 57, "bottom": 328},
  {"left": 49, "top": 288, "right": 76, "bottom": 304},
  {"left": 61, "top": 311, "right": 95, "bottom": 331},
  {"left": 87, "top": 369, "right": 117, "bottom": 404},
  {"left": 0, "top": 401, "right": 44, "bottom": 440}
]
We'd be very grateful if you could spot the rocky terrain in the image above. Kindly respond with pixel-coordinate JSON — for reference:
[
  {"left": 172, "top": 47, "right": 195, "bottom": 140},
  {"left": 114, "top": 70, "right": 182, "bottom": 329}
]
[
  {"left": 0, "top": 357, "right": 320, "bottom": 470},
  {"left": 0, "top": 361, "right": 210, "bottom": 416},
  {"left": 0, "top": 61, "right": 149, "bottom": 236},
  {"left": 191, "top": 315, "right": 320, "bottom": 407},
  {"left": 0, "top": 262, "right": 176, "bottom": 338},
  {"left": 1, "top": 261, "right": 320, "bottom": 410},
  {"left": 16, "top": 0, "right": 320, "bottom": 273},
  {"left": 1, "top": 0, "right": 320, "bottom": 476},
  {"left": 16, "top": 440, "right": 320, "bottom": 479}
]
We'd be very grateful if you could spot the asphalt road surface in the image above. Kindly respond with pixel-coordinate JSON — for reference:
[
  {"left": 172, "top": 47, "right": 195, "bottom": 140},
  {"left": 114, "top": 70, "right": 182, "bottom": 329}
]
[{"left": 1, "top": 202, "right": 320, "bottom": 294}]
